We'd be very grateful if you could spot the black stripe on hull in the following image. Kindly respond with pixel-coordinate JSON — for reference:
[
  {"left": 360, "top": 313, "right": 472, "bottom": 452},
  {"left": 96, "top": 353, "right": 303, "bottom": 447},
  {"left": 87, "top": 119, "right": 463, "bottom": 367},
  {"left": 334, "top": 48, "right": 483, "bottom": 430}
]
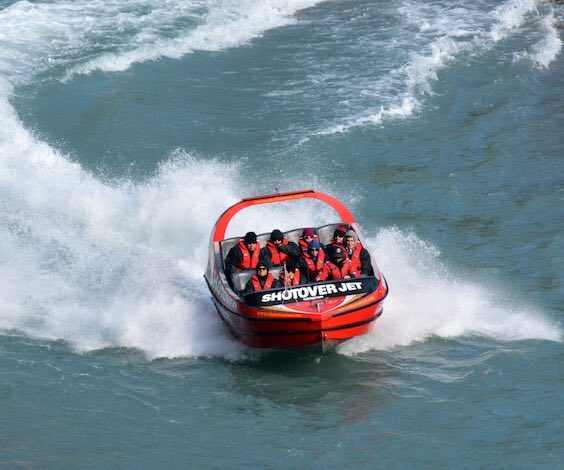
[{"left": 204, "top": 275, "right": 388, "bottom": 323}]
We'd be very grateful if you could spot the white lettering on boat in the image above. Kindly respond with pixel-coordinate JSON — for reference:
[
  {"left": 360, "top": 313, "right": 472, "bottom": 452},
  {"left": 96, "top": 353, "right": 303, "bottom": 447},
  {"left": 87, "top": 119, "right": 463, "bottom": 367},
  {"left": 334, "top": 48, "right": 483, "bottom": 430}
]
[
  {"left": 209, "top": 269, "right": 237, "bottom": 310},
  {"left": 260, "top": 281, "right": 364, "bottom": 304}
]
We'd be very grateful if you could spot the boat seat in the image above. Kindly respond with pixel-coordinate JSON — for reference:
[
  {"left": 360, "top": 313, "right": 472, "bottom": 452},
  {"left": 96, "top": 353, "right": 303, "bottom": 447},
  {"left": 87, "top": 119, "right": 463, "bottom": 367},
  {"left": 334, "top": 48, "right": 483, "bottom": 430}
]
[
  {"left": 270, "top": 266, "right": 283, "bottom": 281},
  {"left": 231, "top": 266, "right": 284, "bottom": 294},
  {"left": 317, "top": 223, "right": 348, "bottom": 245},
  {"left": 257, "top": 232, "right": 270, "bottom": 248},
  {"left": 231, "top": 270, "right": 254, "bottom": 292},
  {"left": 220, "top": 236, "right": 241, "bottom": 266}
]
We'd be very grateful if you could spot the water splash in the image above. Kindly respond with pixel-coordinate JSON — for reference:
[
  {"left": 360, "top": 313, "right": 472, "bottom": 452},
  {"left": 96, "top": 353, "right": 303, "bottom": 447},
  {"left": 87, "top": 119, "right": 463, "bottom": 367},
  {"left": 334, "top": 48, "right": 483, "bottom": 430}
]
[{"left": 339, "top": 227, "right": 562, "bottom": 355}]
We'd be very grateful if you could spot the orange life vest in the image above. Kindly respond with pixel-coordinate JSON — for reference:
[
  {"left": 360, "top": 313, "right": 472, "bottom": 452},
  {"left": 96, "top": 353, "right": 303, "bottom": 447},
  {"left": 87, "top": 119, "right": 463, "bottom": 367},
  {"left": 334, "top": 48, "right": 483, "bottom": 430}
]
[
  {"left": 266, "top": 239, "right": 289, "bottom": 266},
  {"left": 236, "top": 239, "right": 260, "bottom": 271},
  {"left": 279, "top": 269, "right": 301, "bottom": 287},
  {"left": 347, "top": 242, "right": 363, "bottom": 275},
  {"left": 317, "top": 259, "right": 353, "bottom": 281},
  {"left": 250, "top": 273, "right": 275, "bottom": 291},
  {"left": 303, "top": 249, "right": 325, "bottom": 277},
  {"left": 298, "top": 234, "right": 320, "bottom": 253}
]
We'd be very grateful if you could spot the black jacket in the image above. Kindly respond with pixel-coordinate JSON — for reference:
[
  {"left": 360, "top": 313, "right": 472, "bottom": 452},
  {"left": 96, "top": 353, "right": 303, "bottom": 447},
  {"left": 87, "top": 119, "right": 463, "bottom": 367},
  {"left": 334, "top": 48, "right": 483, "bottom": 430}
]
[
  {"left": 259, "top": 241, "right": 301, "bottom": 268},
  {"left": 347, "top": 245, "right": 374, "bottom": 276}
]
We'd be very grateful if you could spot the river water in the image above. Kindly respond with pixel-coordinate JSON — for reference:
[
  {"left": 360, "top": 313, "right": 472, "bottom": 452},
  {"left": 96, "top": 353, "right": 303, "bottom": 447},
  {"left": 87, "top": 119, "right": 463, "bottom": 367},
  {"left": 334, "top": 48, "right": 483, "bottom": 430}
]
[{"left": 1, "top": 0, "right": 562, "bottom": 467}]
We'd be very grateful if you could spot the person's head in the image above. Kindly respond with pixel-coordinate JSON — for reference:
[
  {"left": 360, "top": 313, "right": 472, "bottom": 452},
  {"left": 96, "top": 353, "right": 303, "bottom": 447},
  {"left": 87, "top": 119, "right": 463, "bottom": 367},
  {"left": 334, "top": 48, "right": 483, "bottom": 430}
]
[
  {"left": 308, "top": 240, "right": 321, "bottom": 256},
  {"left": 333, "top": 225, "right": 347, "bottom": 243},
  {"left": 284, "top": 259, "right": 297, "bottom": 282},
  {"left": 286, "top": 258, "right": 297, "bottom": 273},
  {"left": 270, "top": 229, "right": 284, "bottom": 247},
  {"left": 345, "top": 230, "right": 358, "bottom": 249},
  {"left": 244, "top": 232, "right": 257, "bottom": 251},
  {"left": 302, "top": 228, "right": 315, "bottom": 244},
  {"left": 329, "top": 246, "right": 346, "bottom": 265},
  {"left": 256, "top": 262, "right": 269, "bottom": 277}
]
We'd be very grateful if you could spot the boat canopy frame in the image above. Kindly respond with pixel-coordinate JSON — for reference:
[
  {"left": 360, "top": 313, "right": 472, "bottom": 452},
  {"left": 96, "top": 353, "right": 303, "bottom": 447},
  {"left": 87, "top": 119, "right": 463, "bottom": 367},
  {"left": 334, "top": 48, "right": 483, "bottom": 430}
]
[{"left": 212, "top": 189, "right": 355, "bottom": 243}]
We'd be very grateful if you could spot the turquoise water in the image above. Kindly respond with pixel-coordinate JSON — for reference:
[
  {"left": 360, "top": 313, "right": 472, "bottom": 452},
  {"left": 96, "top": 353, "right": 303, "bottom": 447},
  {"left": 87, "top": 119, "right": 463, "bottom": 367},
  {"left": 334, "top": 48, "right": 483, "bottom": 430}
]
[{"left": 1, "top": 0, "right": 563, "bottom": 467}]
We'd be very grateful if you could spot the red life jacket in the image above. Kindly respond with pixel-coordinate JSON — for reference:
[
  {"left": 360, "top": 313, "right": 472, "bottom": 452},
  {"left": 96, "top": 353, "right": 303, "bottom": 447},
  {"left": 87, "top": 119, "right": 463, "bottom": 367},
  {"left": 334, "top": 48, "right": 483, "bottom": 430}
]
[
  {"left": 317, "top": 259, "right": 353, "bottom": 281},
  {"left": 279, "top": 269, "right": 301, "bottom": 287},
  {"left": 298, "top": 234, "right": 320, "bottom": 253},
  {"left": 236, "top": 239, "right": 260, "bottom": 271},
  {"left": 266, "top": 239, "right": 289, "bottom": 266},
  {"left": 250, "top": 273, "right": 275, "bottom": 291},
  {"left": 347, "top": 242, "right": 363, "bottom": 275},
  {"left": 303, "top": 249, "right": 325, "bottom": 277}
]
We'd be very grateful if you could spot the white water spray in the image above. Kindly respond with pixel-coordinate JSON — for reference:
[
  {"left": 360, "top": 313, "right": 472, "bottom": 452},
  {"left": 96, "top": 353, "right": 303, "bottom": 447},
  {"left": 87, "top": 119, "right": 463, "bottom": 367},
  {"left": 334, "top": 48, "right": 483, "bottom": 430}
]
[{"left": 339, "top": 228, "right": 561, "bottom": 355}]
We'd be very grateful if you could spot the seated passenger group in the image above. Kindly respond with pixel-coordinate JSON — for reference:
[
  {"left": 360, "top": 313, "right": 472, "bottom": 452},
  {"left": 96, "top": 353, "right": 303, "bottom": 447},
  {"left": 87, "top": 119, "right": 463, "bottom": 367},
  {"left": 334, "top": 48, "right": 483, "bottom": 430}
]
[{"left": 226, "top": 225, "right": 373, "bottom": 294}]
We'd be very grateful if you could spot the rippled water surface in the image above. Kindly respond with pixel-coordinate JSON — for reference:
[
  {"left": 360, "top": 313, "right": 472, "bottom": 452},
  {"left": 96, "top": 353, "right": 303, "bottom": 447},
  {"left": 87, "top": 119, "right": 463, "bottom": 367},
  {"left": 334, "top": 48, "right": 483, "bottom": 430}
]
[{"left": 1, "top": 0, "right": 563, "bottom": 467}]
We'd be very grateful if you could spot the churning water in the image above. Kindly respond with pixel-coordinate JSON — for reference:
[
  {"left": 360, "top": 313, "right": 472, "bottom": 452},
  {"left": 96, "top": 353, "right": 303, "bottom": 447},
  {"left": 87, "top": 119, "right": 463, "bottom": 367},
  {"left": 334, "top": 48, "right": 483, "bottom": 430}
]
[{"left": 1, "top": 0, "right": 562, "bottom": 467}]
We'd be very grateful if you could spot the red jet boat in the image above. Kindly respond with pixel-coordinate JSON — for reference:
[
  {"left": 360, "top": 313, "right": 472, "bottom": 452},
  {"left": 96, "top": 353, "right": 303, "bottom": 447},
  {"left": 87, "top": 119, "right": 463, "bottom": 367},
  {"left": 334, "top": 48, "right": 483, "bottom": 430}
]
[{"left": 204, "top": 190, "right": 388, "bottom": 351}]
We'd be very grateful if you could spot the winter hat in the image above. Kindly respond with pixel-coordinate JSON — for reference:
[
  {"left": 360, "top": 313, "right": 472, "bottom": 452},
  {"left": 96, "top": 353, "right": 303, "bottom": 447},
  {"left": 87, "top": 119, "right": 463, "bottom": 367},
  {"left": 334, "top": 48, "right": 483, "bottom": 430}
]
[
  {"left": 308, "top": 240, "right": 321, "bottom": 251},
  {"left": 302, "top": 228, "right": 315, "bottom": 238},
  {"left": 329, "top": 245, "right": 346, "bottom": 262},
  {"left": 270, "top": 229, "right": 284, "bottom": 241},
  {"left": 345, "top": 230, "right": 358, "bottom": 240},
  {"left": 244, "top": 232, "right": 257, "bottom": 244},
  {"left": 256, "top": 262, "right": 269, "bottom": 273},
  {"left": 334, "top": 225, "right": 347, "bottom": 238}
]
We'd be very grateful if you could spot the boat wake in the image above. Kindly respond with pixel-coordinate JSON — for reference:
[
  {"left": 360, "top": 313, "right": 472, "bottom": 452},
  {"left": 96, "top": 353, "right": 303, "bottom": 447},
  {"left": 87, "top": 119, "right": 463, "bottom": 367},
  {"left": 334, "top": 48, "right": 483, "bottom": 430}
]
[{"left": 339, "top": 228, "right": 562, "bottom": 356}]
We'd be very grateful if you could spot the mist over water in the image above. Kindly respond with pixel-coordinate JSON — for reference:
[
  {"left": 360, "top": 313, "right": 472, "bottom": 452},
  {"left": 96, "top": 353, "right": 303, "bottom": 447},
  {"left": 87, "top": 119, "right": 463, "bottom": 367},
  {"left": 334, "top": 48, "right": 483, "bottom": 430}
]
[{"left": 0, "top": 0, "right": 563, "bottom": 466}]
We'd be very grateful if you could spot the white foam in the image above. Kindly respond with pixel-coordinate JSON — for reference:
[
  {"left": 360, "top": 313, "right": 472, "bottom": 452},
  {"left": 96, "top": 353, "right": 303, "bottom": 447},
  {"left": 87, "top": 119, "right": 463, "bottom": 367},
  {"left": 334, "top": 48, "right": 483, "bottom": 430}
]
[
  {"left": 318, "top": 35, "right": 461, "bottom": 135},
  {"left": 65, "top": 0, "right": 324, "bottom": 79},
  {"left": 339, "top": 228, "right": 562, "bottom": 355},
  {"left": 0, "top": 94, "right": 333, "bottom": 359},
  {"left": 490, "top": 0, "right": 538, "bottom": 42},
  {"left": 525, "top": 11, "right": 562, "bottom": 69},
  {"left": 0, "top": 0, "right": 323, "bottom": 85},
  {"left": 317, "top": 0, "right": 561, "bottom": 135},
  {"left": 0, "top": 0, "right": 331, "bottom": 359}
]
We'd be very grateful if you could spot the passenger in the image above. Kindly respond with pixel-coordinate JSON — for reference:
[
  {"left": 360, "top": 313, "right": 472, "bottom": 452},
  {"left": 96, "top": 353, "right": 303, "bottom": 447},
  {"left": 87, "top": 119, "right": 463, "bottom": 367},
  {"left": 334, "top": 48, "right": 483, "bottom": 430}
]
[
  {"left": 328, "top": 225, "right": 348, "bottom": 249},
  {"left": 243, "top": 262, "right": 279, "bottom": 294},
  {"left": 260, "top": 229, "right": 301, "bottom": 268},
  {"left": 225, "top": 231, "right": 261, "bottom": 288},
  {"left": 300, "top": 239, "right": 325, "bottom": 282},
  {"left": 315, "top": 245, "right": 355, "bottom": 281},
  {"left": 279, "top": 259, "right": 303, "bottom": 287},
  {"left": 298, "top": 228, "right": 321, "bottom": 253},
  {"left": 345, "top": 230, "right": 374, "bottom": 277}
]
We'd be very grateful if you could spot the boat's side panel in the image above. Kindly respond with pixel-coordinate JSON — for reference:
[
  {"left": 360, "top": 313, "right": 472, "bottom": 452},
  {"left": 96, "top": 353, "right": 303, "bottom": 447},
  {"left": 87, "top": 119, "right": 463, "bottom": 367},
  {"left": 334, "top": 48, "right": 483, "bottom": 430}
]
[{"left": 209, "top": 285, "right": 384, "bottom": 348}]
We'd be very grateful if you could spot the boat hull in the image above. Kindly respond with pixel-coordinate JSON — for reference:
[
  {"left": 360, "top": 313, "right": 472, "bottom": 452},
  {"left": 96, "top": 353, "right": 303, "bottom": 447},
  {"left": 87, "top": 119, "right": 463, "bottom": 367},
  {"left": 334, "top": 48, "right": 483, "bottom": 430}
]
[{"left": 206, "top": 274, "right": 386, "bottom": 349}]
